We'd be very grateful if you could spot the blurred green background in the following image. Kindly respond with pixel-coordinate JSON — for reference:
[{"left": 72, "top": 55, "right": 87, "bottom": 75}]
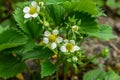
[{"left": 0, "top": 0, "right": 31, "bottom": 27}]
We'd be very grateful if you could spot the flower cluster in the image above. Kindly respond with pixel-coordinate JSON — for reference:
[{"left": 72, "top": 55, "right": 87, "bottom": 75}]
[
  {"left": 42, "top": 29, "right": 80, "bottom": 53},
  {"left": 22, "top": 1, "right": 81, "bottom": 63}
]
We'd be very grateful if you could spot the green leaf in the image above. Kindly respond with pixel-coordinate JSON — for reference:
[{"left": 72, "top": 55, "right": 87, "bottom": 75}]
[
  {"left": 25, "top": 19, "right": 42, "bottom": 39},
  {"left": 88, "top": 25, "right": 114, "bottom": 40},
  {"left": 61, "top": 0, "right": 98, "bottom": 15},
  {"left": 107, "top": 0, "right": 117, "bottom": 8},
  {"left": 45, "top": 0, "right": 64, "bottom": 5},
  {"left": 18, "top": 39, "right": 36, "bottom": 54},
  {"left": 95, "top": 0, "right": 104, "bottom": 6},
  {"left": 22, "top": 46, "right": 54, "bottom": 60},
  {"left": 69, "top": 12, "right": 98, "bottom": 33},
  {"left": 0, "top": 54, "right": 26, "bottom": 78},
  {"left": 0, "top": 29, "right": 28, "bottom": 51},
  {"left": 60, "top": 1, "right": 74, "bottom": 12},
  {"left": 80, "top": 14, "right": 98, "bottom": 33},
  {"left": 2, "top": 39, "right": 35, "bottom": 54},
  {"left": 14, "top": 7, "right": 30, "bottom": 35},
  {"left": 0, "top": 19, "right": 10, "bottom": 27},
  {"left": 105, "top": 71, "right": 120, "bottom": 80},
  {"left": 83, "top": 69, "right": 120, "bottom": 80},
  {"left": 46, "top": 4, "right": 65, "bottom": 25},
  {"left": 83, "top": 69, "right": 106, "bottom": 80},
  {"left": 14, "top": 7, "right": 42, "bottom": 39},
  {"left": 0, "top": 26, "right": 4, "bottom": 33},
  {"left": 40, "top": 60, "right": 57, "bottom": 78}
]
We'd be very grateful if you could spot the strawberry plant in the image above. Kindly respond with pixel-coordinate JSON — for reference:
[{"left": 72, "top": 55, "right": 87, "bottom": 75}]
[{"left": 0, "top": 0, "right": 115, "bottom": 80}]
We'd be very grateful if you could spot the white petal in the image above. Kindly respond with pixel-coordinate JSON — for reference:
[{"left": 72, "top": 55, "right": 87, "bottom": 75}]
[
  {"left": 31, "top": 13, "right": 38, "bottom": 18},
  {"left": 23, "top": 7, "right": 30, "bottom": 13},
  {"left": 44, "top": 31, "right": 51, "bottom": 37},
  {"left": 37, "top": 6, "right": 40, "bottom": 12},
  {"left": 24, "top": 14, "right": 31, "bottom": 18},
  {"left": 31, "top": 1, "right": 37, "bottom": 7},
  {"left": 64, "top": 39, "right": 68, "bottom": 43},
  {"left": 74, "top": 46, "right": 80, "bottom": 51},
  {"left": 51, "top": 43, "right": 57, "bottom": 49},
  {"left": 60, "top": 46, "right": 67, "bottom": 52},
  {"left": 57, "top": 37, "right": 63, "bottom": 43},
  {"left": 70, "top": 40, "right": 75, "bottom": 45},
  {"left": 52, "top": 29, "right": 58, "bottom": 35},
  {"left": 43, "top": 37, "right": 49, "bottom": 44},
  {"left": 72, "top": 25, "right": 78, "bottom": 28}
]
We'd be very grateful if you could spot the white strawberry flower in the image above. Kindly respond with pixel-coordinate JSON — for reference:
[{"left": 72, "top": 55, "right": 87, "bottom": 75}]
[
  {"left": 43, "top": 29, "right": 63, "bottom": 49},
  {"left": 23, "top": 1, "right": 40, "bottom": 18},
  {"left": 60, "top": 39, "right": 80, "bottom": 53}
]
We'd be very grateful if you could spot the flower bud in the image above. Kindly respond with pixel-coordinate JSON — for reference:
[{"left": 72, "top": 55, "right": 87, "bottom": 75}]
[
  {"left": 72, "top": 25, "right": 79, "bottom": 32},
  {"left": 72, "top": 56, "right": 78, "bottom": 62},
  {"left": 39, "top": 1, "right": 44, "bottom": 6},
  {"left": 44, "top": 21, "right": 50, "bottom": 27}
]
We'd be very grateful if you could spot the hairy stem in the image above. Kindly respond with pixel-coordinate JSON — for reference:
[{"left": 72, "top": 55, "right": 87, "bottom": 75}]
[
  {"left": 63, "top": 62, "right": 70, "bottom": 80},
  {"left": 56, "top": 67, "right": 59, "bottom": 80}
]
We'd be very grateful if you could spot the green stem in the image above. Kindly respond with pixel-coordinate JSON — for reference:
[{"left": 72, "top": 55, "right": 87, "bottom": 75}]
[
  {"left": 55, "top": 52, "right": 60, "bottom": 80},
  {"left": 37, "top": 16, "right": 43, "bottom": 24},
  {"left": 63, "top": 62, "right": 70, "bottom": 80},
  {"left": 56, "top": 67, "right": 59, "bottom": 80},
  {"left": 74, "top": 64, "right": 78, "bottom": 75},
  {"left": 26, "top": 65, "right": 32, "bottom": 74}
]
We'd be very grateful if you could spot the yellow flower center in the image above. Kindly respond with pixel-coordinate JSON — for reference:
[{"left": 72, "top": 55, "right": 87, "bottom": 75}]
[
  {"left": 29, "top": 6, "right": 37, "bottom": 14},
  {"left": 66, "top": 43, "right": 73, "bottom": 51},
  {"left": 49, "top": 34, "right": 57, "bottom": 42}
]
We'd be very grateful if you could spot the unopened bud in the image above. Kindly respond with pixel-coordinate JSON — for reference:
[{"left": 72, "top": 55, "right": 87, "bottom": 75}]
[
  {"left": 39, "top": 2, "right": 44, "bottom": 6},
  {"left": 44, "top": 21, "right": 50, "bottom": 27},
  {"left": 72, "top": 56, "right": 78, "bottom": 62},
  {"left": 72, "top": 25, "right": 79, "bottom": 32}
]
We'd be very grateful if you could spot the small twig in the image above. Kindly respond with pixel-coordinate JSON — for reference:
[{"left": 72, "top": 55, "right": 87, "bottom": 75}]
[{"left": 109, "top": 41, "right": 120, "bottom": 53}]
